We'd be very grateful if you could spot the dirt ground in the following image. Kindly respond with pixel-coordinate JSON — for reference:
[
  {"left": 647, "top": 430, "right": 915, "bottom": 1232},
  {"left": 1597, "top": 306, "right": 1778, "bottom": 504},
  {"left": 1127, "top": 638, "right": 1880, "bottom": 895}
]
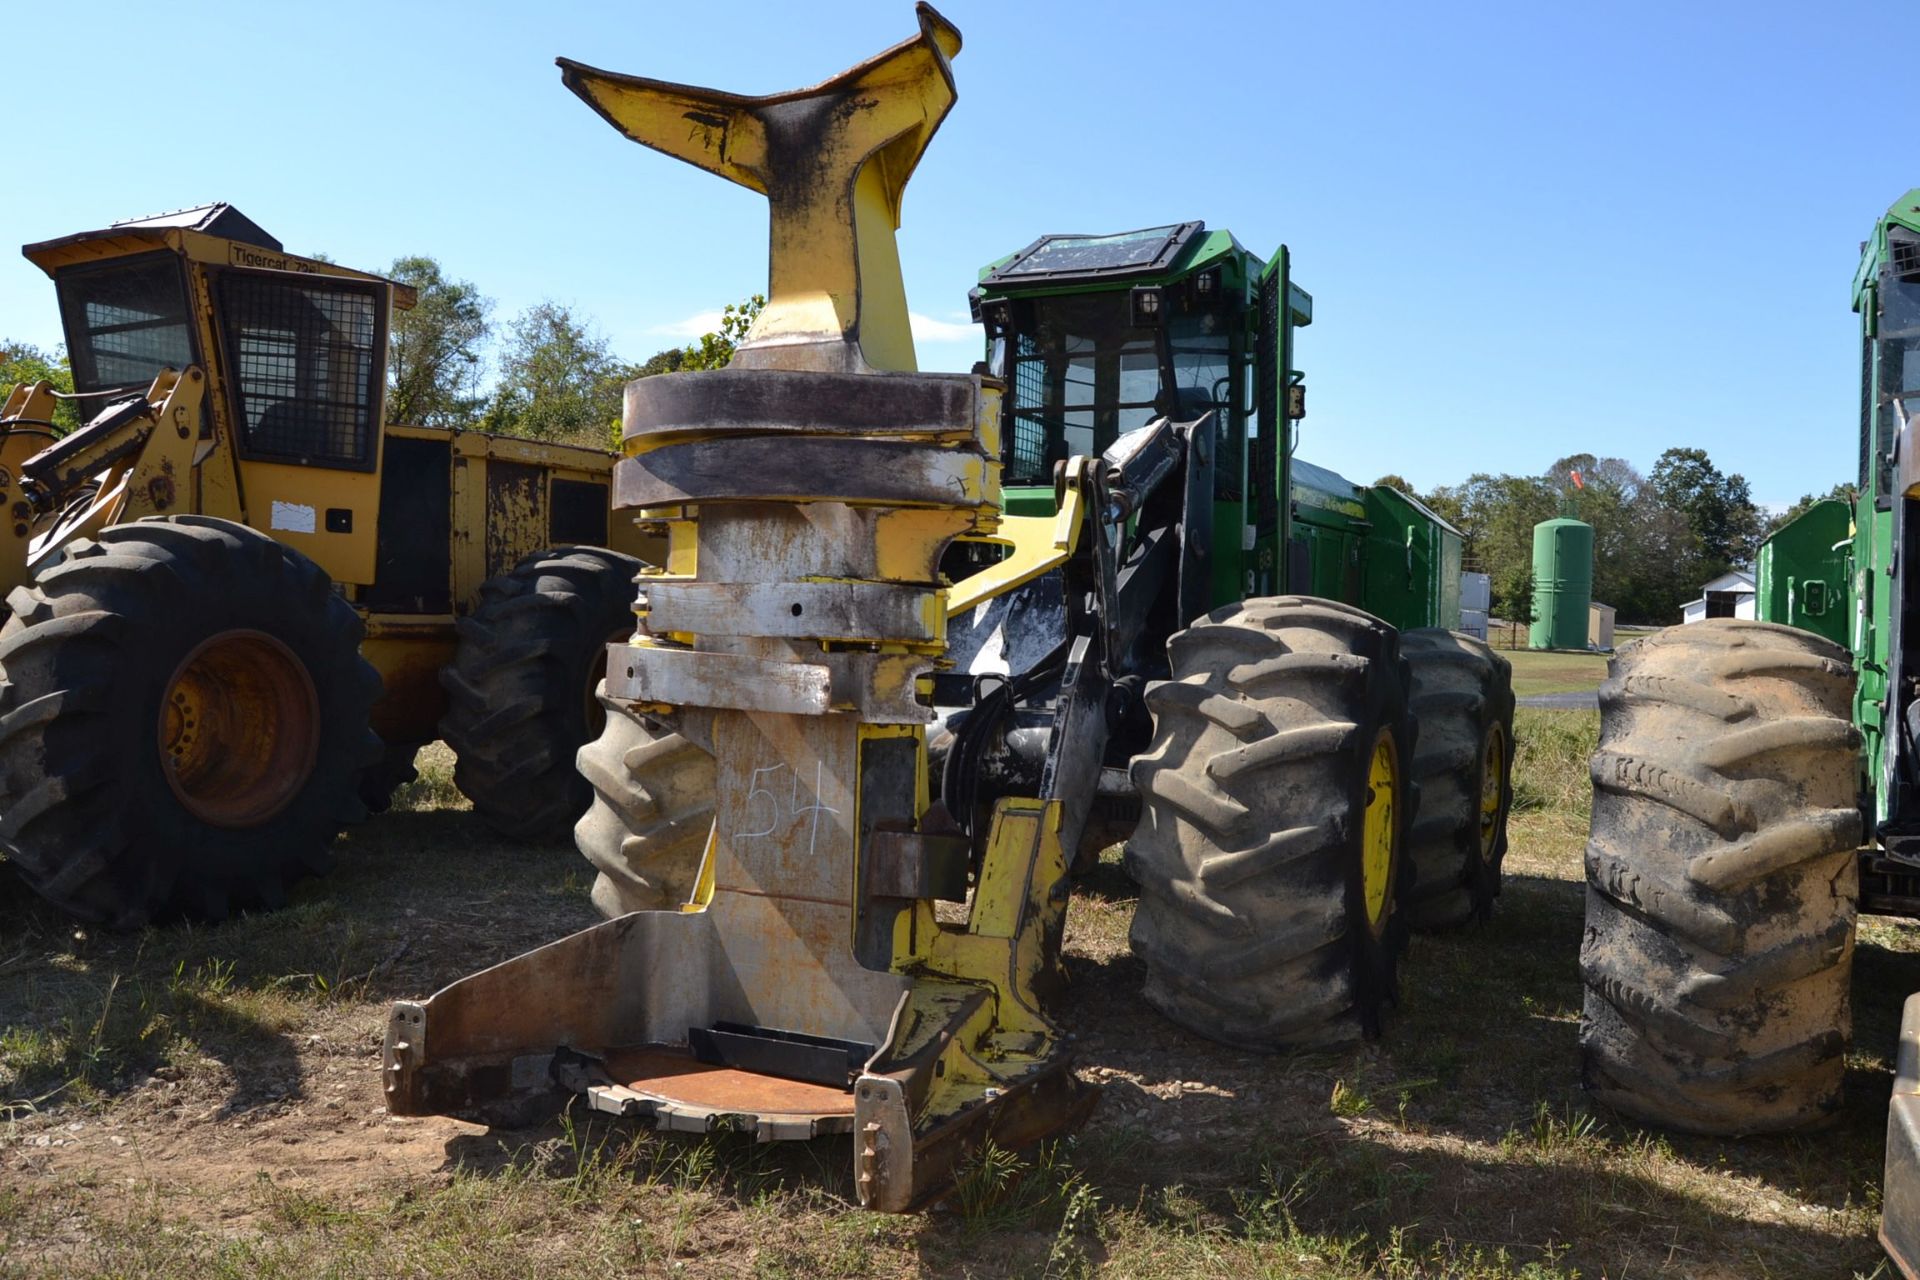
[{"left": 2, "top": 726, "right": 1914, "bottom": 1279}]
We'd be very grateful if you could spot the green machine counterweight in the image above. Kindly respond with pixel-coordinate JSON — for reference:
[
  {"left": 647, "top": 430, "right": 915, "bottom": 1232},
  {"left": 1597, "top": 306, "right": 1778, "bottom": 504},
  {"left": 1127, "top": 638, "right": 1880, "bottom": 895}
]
[{"left": 1529, "top": 516, "right": 1593, "bottom": 650}]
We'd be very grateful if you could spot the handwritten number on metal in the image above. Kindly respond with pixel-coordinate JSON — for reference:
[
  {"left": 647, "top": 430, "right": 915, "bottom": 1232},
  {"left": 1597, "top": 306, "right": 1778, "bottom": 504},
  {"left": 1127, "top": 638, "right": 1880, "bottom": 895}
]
[{"left": 737, "top": 760, "right": 841, "bottom": 854}]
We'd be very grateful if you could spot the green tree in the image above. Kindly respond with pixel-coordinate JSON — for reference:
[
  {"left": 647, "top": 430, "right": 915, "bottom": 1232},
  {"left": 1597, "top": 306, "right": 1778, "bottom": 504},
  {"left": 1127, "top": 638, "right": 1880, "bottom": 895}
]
[
  {"left": 386, "top": 256, "right": 492, "bottom": 427},
  {"left": 680, "top": 295, "right": 765, "bottom": 371},
  {"left": 1371, "top": 473, "right": 1415, "bottom": 494},
  {"left": 483, "top": 302, "right": 626, "bottom": 447},
  {"left": 1649, "top": 446, "right": 1763, "bottom": 568},
  {"left": 0, "top": 340, "right": 79, "bottom": 432},
  {"left": 632, "top": 347, "right": 687, "bottom": 378}
]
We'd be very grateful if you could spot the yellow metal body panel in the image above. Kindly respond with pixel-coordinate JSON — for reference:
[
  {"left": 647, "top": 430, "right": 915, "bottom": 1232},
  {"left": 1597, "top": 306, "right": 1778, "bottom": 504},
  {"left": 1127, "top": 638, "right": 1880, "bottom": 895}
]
[
  {"left": 560, "top": 5, "right": 959, "bottom": 374},
  {"left": 235, "top": 457, "right": 382, "bottom": 583},
  {"left": 944, "top": 479, "right": 1085, "bottom": 617},
  {"left": 360, "top": 615, "right": 458, "bottom": 746}
]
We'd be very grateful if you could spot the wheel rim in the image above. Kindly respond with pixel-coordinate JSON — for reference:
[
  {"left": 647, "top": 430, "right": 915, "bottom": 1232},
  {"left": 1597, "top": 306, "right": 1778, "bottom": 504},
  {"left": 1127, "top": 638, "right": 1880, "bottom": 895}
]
[
  {"left": 1362, "top": 729, "right": 1399, "bottom": 934},
  {"left": 160, "top": 630, "right": 321, "bottom": 828},
  {"left": 1478, "top": 724, "right": 1508, "bottom": 862}
]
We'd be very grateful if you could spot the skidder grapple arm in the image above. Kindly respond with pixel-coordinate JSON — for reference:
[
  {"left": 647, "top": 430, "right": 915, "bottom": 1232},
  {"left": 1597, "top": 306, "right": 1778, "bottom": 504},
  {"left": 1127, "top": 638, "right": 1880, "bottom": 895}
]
[{"left": 0, "top": 366, "right": 207, "bottom": 599}]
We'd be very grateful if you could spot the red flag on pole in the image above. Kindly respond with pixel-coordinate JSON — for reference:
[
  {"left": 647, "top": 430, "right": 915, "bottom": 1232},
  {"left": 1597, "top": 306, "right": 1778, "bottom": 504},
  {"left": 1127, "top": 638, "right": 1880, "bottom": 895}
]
[{"left": 1569, "top": 470, "right": 1585, "bottom": 490}]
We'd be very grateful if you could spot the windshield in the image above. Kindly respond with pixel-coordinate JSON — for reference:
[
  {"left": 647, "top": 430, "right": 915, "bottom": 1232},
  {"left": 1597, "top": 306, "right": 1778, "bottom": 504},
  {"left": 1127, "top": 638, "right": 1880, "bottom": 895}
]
[
  {"left": 1004, "top": 291, "right": 1241, "bottom": 495},
  {"left": 56, "top": 254, "right": 195, "bottom": 394}
]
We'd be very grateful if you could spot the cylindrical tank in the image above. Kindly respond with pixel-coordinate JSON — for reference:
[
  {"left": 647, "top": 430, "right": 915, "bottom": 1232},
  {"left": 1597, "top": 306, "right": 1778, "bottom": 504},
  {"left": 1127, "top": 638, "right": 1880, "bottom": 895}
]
[{"left": 1529, "top": 517, "right": 1593, "bottom": 650}]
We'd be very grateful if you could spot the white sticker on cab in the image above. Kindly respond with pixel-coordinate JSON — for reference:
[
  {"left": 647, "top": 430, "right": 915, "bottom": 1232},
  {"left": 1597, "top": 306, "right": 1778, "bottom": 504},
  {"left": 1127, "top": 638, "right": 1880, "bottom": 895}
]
[{"left": 270, "top": 501, "right": 317, "bottom": 534}]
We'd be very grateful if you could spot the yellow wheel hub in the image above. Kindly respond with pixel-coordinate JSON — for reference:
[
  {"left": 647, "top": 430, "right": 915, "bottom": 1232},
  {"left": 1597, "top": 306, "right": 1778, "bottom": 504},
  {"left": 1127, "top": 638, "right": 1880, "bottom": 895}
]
[
  {"left": 1362, "top": 729, "right": 1399, "bottom": 932},
  {"left": 160, "top": 630, "right": 320, "bottom": 828},
  {"left": 1479, "top": 724, "right": 1507, "bottom": 861}
]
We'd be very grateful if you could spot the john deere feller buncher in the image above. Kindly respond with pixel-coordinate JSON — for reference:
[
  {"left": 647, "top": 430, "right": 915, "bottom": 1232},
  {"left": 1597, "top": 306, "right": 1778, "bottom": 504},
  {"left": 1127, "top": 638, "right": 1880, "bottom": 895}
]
[
  {"left": 1576, "top": 193, "right": 1920, "bottom": 1273},
  {"left": 0, "top": 206, "right": 655, "bottom": 926},
  {"left": 384, "top": 4, "right": 1515, "bottom": 1209}
]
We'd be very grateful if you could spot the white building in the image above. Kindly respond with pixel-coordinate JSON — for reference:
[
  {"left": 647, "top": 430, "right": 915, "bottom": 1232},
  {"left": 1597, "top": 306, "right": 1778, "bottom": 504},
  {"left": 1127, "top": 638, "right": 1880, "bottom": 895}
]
[{"left": 1680, "top": 569, "right": 1756, "bottom": 625}]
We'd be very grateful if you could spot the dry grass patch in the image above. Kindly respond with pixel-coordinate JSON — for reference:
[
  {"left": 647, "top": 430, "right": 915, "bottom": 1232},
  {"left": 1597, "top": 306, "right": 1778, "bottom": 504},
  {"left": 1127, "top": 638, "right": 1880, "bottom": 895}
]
[{"left": 2, "top": 715, "right": 1915, "bottom": 1279}]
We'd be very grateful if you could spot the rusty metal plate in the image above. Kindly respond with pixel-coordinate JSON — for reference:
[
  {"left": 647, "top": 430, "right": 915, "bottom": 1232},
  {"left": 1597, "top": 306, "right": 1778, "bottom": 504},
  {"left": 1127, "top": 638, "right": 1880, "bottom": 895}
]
[
  {"left": 605, "top": 644, "right": 833, "bottom": 715},
  {"left": 603, "top": 1046, "right": 855, "bottom": 1118},
  {"left": 613, "top": 437, "right": 990, "bottom": 510},
  {"left": 624, "top": 368, "right": 985, "bottom": 445},
  {"left": 644, "top": 580, "right": 940, "bottom": 643}
]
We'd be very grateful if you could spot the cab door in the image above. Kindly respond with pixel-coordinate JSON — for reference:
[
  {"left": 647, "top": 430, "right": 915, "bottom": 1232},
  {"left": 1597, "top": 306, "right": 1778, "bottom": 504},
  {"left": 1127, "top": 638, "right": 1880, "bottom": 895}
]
[{"left": 212, "top": 267, "right": 387, "bottom": 584}]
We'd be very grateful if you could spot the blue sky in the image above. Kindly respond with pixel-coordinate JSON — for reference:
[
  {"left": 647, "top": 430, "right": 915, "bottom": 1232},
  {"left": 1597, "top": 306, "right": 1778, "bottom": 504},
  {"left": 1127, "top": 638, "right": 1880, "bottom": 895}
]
[{"left": 2, "top": 1, "right": 1900, "bottom": 509}]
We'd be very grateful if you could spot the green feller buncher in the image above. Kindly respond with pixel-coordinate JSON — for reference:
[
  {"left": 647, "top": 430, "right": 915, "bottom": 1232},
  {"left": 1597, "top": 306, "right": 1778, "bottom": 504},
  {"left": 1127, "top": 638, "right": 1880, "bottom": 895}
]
[
  {"left": 383, "top": 4, "right": 1515, "bottom": 1208},
  {"left": 1576, "top": 192, "right": 1920, "bottom": 1274}
]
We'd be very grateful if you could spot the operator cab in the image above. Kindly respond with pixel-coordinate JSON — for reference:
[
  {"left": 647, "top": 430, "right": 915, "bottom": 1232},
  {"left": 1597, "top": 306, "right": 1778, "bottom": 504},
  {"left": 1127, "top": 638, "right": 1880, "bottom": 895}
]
[
  {"left": 27, "top": 204, "right": 404, "bottom": 473},
  {"left": 971, "top": 220, "right": 1309, "bottom": 601}
]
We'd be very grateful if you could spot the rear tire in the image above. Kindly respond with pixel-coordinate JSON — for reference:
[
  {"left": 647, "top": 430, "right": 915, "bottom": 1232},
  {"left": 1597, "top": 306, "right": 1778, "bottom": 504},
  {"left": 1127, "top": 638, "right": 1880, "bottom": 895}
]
[
  {"left": 1125, "top": 597, "right": 1416, "bottom": 1049},
  {"left": 1579, "top": 620, "right": 1861, "bottom": 1133},
  {"left": 1401, "top": 629, "right": 1515, "bottom": 930},
  {"left": 439, "top": 546, "right": 641, "bottom": 842},
  {"left": 0, "top": 516, "right": 381, "bottom": 926},
  {"left": 576, "top": 693, "right": 715, "bottom": 918}
]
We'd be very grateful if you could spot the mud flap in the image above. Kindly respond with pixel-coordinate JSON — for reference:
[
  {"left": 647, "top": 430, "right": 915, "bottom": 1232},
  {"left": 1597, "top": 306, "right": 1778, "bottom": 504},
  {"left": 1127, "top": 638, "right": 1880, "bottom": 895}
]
[{"left": 1886, "top": 993, "right": 1920, "bottom": 1279}]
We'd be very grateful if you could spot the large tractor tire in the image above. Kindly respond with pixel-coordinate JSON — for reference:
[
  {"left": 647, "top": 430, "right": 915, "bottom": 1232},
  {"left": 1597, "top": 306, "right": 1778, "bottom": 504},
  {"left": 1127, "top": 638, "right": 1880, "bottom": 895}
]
[
  {"left": 1401, "top": 629, "right": 1515, "bottom": 930},
  {"left": 1579, "top": 620, "right": 1861, "bottom": 1134},
  {"left": 0, "top": 516, "right": 381, "bottom": 926},
  {"left": 575, "top": 696, "right": 715, "bottom": 918},
  {"left": 1126, "top": 596, "right": 1417, "bottom": 1049},
  {"left": 439, "top": 546, "right": 642, "bottom": 842}
]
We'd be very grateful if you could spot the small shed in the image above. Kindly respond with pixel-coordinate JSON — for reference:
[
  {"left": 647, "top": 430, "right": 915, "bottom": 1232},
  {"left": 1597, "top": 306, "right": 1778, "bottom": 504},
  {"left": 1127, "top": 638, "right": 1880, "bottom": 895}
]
[
  {"left": 1680, "top": 570, "right": 1756, "bottom": 624},
  {"left": 1588, "top": 602, "right": 1616, "bottom": 651}
]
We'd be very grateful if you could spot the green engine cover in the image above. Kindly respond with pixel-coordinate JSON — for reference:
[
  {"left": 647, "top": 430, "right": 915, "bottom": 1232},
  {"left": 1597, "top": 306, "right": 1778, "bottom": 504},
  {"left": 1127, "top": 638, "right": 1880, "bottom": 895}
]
[{"left": 1755, "top": 499, "right": 1849, "bottom": 648}]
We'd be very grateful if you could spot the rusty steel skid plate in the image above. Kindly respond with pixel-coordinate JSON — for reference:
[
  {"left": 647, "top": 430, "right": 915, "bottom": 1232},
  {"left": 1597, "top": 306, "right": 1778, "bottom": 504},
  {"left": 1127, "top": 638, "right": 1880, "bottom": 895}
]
[
  {"left": 1885, "top": 993, "right": 1920, "bottom": 1279},
  {"left": 575, "top": 1047, "right": 856, "bottom": 1141}
]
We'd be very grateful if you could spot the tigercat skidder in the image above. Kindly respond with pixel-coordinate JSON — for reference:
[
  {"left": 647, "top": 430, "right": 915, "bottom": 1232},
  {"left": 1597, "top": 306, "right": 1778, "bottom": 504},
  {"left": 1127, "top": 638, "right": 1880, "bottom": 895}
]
[
  {"left": 0, "top": 206, "right": 655, "bottom": 926},
  {"left": 384, "top": 4, "right": 1515, "bottom": 1209},
  {"left": 1574, "top": 192, "right": 1920, "bottom": 1276}
]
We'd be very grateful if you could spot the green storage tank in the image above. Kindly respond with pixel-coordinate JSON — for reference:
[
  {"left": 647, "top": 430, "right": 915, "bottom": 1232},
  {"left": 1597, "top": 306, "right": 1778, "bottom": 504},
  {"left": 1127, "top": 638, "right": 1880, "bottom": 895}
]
[
  {"left": 1755, "top": 498, "right": 1849, "bottom": 647},
  {"left": 1529, "top": 517, "right": 1593, "bottom": 650}
]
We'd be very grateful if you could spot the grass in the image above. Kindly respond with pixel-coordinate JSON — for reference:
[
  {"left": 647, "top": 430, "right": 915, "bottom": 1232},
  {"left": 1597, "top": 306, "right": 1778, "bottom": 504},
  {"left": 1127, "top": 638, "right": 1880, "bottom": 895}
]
[
  {"left": 1503, "top": 649, "right": 1611, "bottom": 698},
  {"left": 2, "top": 730, "right": 1916, "bottom": 1278}
]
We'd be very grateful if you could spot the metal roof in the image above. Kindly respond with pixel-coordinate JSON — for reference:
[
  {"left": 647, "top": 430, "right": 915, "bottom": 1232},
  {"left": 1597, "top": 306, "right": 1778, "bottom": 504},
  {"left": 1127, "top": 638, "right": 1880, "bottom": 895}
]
[{"left": 106, "top": 204, "right": 281, "bottom": 250}]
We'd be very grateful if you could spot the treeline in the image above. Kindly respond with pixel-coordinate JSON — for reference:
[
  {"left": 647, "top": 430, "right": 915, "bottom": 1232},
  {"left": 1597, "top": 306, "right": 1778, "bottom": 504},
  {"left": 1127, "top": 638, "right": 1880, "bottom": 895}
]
[
  {"left": 378, "top": 257, "right": 762, "bottom": 448},
  {"left": 1, "top": 254, "right": 762, "bottom": 450},
  {"left": 1376, "top": 454, "right": 1852, "bottom": 626}
]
